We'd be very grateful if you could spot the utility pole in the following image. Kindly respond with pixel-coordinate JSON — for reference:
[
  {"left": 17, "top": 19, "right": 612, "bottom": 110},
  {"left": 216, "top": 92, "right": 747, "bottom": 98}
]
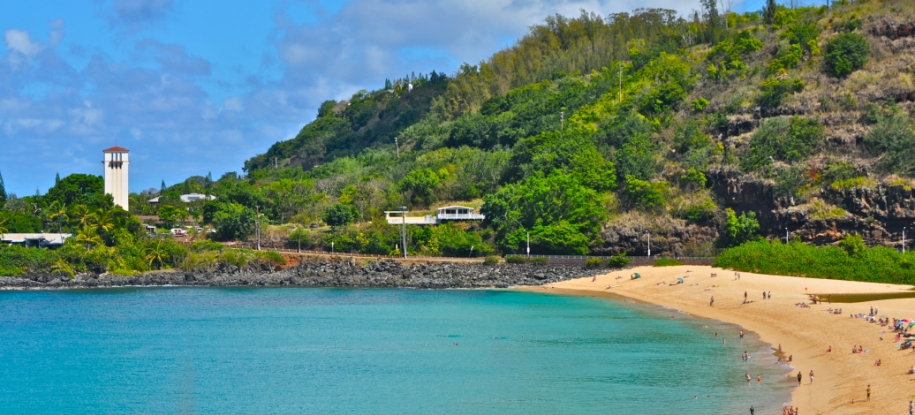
[
  {"left": 786, "top": 227, "right": 789, "bottom": 244},
  {"left": 619, "top": 64, "right": 623, "bottom": 103},
  {"left": 331, "top": 241, "right": 334, "bottom": 254},
  {"left": 647, "top": 232, "right": 651, "bottom": 257},
  {"left": 255, "top": 205, "right": 260, "bottom": 251},
  {"left": 401, "top": 206, "right": 408, "bottom": 258}
]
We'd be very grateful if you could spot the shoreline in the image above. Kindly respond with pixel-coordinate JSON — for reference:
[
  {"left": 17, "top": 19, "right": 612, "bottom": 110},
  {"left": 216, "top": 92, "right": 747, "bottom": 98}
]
[{"left": 518, "top": 265, "right": 915, "bottom": 415}]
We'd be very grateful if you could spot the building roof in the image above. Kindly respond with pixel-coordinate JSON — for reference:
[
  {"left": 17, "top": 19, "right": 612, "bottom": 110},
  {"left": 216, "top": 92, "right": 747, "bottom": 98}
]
[
  {"left": 436, "top": 206, "right": 475, "bottom": 211},
  {"left": 103, "top": 145, "right": 129, "bottom": 153},
  {"left": 148, "top": 193, "right": 216, "bottom": 203},
  {"left": 0, "top": 233, "right": 72, "bottom": 245}
]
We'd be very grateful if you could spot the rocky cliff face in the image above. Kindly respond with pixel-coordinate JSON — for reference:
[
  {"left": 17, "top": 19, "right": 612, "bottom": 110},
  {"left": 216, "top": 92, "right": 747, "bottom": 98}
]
[{"left": 0, "top": 260, "right": 602, "bottom": 290}]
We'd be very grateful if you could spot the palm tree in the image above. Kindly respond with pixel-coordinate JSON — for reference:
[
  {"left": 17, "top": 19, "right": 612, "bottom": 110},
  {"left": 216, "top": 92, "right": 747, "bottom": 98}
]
[
  {"left": 73, "top": 205, "right": 97, "bottom": 229},
  {"left": 94, "top": 209, "right": 115, "bottom": 234},
  {"left": 48, "top": 202, "right": 68, "bottom": 233},
  {"left": 76, "top": 227, "right": 103, "bottom": 252},
  {"left": 145, "top": 242, "right": 170, "bottom": 270}
]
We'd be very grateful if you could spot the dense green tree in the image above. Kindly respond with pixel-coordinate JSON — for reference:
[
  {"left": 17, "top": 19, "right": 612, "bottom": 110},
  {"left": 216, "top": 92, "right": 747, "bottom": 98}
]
[
  {"left": 825, "top": 33, "right": 870, "bottom": 78},
  {"left": 723, "top": 208, "right": 760, "bottom": 246},
  {"left": 398, "top": 168, "right": 442, "bottom": 207},
  {"left": 0, "top": 211, "right": 42, "bottom": 233},
  {"left": 43, "top": 174, "right": 110, "bottom": 209},
  {"left": 210, "top": 203, "right": 256, "bottom": 241},
  {"left": 482, "top": 171, "right": 606, "bottom": 254},
  {"left": 0, "top": 170, "right": 6, "bottom": 205},
  {"left": 322, "top": 204, "right": 355, "bottom": 229}
]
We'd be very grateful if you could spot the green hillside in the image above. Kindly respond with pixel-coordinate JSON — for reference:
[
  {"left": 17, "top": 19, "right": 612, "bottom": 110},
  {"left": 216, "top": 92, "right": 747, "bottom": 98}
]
[
  {"left": 5, "top": 0, "right": 915, "bottom": 276},
  {"left": 202, "top": 1, "right": 915, "bottom": 257}
]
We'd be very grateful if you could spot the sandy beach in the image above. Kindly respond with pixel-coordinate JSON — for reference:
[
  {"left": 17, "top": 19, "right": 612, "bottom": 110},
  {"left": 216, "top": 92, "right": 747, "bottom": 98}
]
[{"left": 520, "top": 265, "right": 915, "bottom": 414}]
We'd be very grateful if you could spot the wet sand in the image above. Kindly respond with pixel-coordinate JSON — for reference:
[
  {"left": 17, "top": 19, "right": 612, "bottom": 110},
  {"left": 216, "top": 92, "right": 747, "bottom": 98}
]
[{"left": 519, "top": 265, "right": 915, "bottom": 414}]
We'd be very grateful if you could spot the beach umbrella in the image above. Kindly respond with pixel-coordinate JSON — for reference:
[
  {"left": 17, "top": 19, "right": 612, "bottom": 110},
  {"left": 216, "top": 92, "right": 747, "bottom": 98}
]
[
  {"left": 634, "top": 273, "right": 641, "bottom": 279},
  {"left": 677, "top": 277, "right": 684, "bottom": 283}
]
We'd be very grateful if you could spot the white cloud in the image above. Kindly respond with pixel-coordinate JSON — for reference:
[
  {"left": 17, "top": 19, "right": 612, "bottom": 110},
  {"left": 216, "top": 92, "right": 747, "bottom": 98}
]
[{"left": 4, "top": 29, "right": 43, "bottom": 58}]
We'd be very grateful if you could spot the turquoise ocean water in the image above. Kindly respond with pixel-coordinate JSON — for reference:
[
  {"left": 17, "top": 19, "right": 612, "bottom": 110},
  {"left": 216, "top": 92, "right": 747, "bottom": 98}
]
[{"left": 0, "top": 288, "right": 792, "bottom": 414}]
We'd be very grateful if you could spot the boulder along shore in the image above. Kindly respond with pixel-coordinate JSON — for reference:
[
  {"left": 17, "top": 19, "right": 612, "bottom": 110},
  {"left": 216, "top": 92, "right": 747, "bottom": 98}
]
[{"left": 1, "top": 260, "right": 602, "bottom": 290}]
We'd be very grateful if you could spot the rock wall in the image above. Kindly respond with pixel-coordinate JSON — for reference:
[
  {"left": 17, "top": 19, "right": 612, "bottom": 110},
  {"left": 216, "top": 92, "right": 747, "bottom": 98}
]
[{"left": 1, "top": 259, "right": 603, "bottom": 290}]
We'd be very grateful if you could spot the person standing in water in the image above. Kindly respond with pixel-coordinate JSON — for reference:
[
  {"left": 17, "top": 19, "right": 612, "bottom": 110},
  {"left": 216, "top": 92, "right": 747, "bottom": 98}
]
[{"left": 749, "top": 405, "right": 754, "bottom": 415}]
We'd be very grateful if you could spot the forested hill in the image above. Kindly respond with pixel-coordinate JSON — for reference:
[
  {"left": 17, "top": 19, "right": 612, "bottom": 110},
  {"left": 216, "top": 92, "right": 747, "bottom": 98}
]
[{"left": 198, "top": 1, "right": 915, "bottom": 256}]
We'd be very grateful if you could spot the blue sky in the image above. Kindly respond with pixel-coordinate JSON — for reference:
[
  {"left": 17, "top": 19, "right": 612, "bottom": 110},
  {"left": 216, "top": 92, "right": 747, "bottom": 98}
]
[{"left": 0, "top": 0, "right": 790, "bottom": 196}]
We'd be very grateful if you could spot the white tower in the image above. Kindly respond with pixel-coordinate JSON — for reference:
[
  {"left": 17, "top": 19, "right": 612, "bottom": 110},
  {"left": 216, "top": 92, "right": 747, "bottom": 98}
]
[{"left": 103, "top": 146, "right": 129, "bottom": 210}]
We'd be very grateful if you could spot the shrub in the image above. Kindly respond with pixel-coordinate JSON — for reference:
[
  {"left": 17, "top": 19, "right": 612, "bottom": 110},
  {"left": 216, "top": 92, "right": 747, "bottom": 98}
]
[
  {"left": 864, "top": 114, "right": 915, "bottom": 175},
  {"left": 724, "top": 208, "right": 760, "bottom": 246},
  {"left": 742, "top": 116, "right": 824, "bottom": 171},
  {"left": 756, "top": 77, "right": 805, "bottom": 108},
  {"left": 691, "top": 97, "right": 710, "bottom": 112},
  {"left": 682, "top": 197, "right": 718, "bottom": 223},
  {"left": 825, "top": 33, "right": 870, "bottom": 78},
  {"left": 585, "top": 257, "right": 603, "bottom": 268},
  {"left": 607, "top": 252, "right": 631, "bottom": 269},
  {"left": 623, "top": 175, "right": 668, "bottom": 211},
  {"left": 714, "top": 239, "right": 915, "bottom": 284},
  {"left": 654, "top": 258, "right": 684, "bottom": 267},
  {"left": 483, "top": 256, "right": 500, "bottom": 265},
  {"left": 830, "top": 177, "right": 876, "bottom": 190}
]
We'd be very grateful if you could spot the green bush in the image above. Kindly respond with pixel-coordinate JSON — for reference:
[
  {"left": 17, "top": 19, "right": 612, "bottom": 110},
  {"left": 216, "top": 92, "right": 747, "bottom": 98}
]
[
  {"left": 756, "top": 77, "right": 805, "bottom": 108},
  {"left": 715, "top": 238, "right": 915, "bottom": 283},
  {"left": 825, "top": 33, "right": 870, "bottom": 78},
  {"left": 653, "top": 258, "right": 684, "bottom": 267},
  {"left": 607, "top": 252, "right": 631, "bottom": 269},
  {"left": 483, "top": 256, "right": 500, "bottom": 265},
  {"left": 864, "top": 114, "right": 915, "bottom": 175},
  {"left": 724, "top": 208, "right": 760, "bottom": 246},
  {"left": 741, "top": 116, "right": 824, "bottom": 171},
  {"left": 585, "top": 257, "right": 603, "bottom": 268}
]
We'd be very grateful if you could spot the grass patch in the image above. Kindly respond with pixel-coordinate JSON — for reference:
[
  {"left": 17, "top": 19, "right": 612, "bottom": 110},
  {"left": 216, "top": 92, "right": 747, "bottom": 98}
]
[{"left": 654, "top": 258, "right": 684, "bottom": 267}]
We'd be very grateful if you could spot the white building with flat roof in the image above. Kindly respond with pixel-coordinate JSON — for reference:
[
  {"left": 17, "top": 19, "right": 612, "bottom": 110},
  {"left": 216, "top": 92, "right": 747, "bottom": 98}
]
[{"left": 103, "top": 146, "right": 129, "bottom": 210}]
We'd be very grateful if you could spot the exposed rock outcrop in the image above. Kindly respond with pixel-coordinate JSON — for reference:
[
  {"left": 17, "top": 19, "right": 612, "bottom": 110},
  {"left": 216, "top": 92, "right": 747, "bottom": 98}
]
[{"left": 0, "top": 260, "right": 602, "bottom": 290}]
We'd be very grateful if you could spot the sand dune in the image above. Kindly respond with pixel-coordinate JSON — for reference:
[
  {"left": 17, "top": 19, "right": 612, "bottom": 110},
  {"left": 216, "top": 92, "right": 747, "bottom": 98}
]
[{"left": 521, "top": 265, "right": 915, "bottom": 414}]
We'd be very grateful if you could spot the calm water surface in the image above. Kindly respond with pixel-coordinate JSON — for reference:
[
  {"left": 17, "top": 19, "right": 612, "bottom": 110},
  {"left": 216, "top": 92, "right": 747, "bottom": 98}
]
[{"left": 0, "top": 288, "right": 792, "bottom": 414}]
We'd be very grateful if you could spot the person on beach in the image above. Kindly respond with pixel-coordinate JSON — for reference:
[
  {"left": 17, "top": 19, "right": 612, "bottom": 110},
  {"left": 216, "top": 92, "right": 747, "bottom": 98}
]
[
  {"left": 827, "top": 345, "right": 832, "bottom": 352},
  {"left": 710, "top": 296, "right": 715, "bottom": 307},
  {"left": 768, "top": 291, "right": 772, "bottom": 299},
  {"left": 797, "top": 371, "right": 802, "bottom": 385},
  {"left": 763, "top": 291, "right": 767, "bottom": 300},
  {"left": 908, "top": 399, "right": 913, "bottom": 415},
  {"left": 808, "top": 370, "right": 814, "bottom": 383},
  {"left": 866, "top": 384, "right": 871, "bottom": 401},
  {"left": 744, "top": 291, "right": 748, "bottom": 303}
]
